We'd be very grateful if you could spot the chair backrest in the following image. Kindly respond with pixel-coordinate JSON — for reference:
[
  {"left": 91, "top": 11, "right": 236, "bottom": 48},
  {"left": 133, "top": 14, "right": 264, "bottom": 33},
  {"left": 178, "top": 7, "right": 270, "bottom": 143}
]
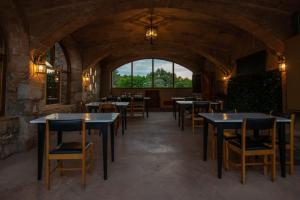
[
  {"left": 80, "top": 101, "right": 88, "bottom": 112},
  {"left": 210, "top": 101, "right": 224, "bottom": 112},
  {"left": 47, "top": 119, "right": 84, "bottom": 132},
  {"left": 46, "top": 119, "right": 86, "bottom": 154},
  {"left": 244, "top": 118, "right": 275, "bottom": 130},
  {"left": 223, "top": 108, "right": 238, "bottom": 113},
  {"left": 107, "top": 95, "right": 117, "bottom": 102},
  {"left": 241, "top": 118, "right": 276, "bottom": 150},
  {"left": 192, "top": 101, "right": 210, "bottom": 113},
  {"left": 184, "top": 97, "right": 196, "bottom": 101},
  {"left": 133, "top": 95, "right": 144, "bottom": 104},
  {"left": 133, "top": 95, "right": 143, "bottom": 100},
  {"left": 120, "top": 95, "right": 131, "bottom": 103},
  {"left": 270, "top": 112, "right": 295, "bottom": 141},
  {"left": 99, "top": 103, "right": 117, "bottom": 113}
]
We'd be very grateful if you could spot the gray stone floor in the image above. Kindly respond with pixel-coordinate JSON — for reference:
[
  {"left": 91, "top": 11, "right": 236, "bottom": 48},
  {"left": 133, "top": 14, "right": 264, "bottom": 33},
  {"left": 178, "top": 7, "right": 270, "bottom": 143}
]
[{"left": 0, "top": 112, "right": 300, "bottom": 200}]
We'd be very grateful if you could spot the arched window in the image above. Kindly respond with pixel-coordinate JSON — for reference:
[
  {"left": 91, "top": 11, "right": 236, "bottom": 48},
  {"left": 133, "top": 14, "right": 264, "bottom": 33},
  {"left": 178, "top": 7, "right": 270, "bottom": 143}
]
[
  {"left": 45, "top": 43, "right": 70, "bottom": 104},
  {"left": 112, "top": 59, "right": 192, "bottom": 88},
  {"left": 0, "top": 30, "right": 6, "bottom": 115}
]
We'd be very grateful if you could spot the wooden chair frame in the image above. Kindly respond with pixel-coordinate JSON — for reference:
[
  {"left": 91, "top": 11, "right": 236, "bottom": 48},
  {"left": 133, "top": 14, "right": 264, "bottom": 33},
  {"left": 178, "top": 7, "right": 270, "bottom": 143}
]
[
  {"left": 225, "top": 118, "right": 277, "bottom": 184},
  {"left": 192, "top": 102, "right": 211, "bottom": 135},
  {"left": 45, "top": 119, "right": 94, "bottom": 189},
  {"left": 131, "top": 96, "right": 145, "bottom": 118},
  {"left": 98, "top": 103, "right": 120, "bottom": 135}
]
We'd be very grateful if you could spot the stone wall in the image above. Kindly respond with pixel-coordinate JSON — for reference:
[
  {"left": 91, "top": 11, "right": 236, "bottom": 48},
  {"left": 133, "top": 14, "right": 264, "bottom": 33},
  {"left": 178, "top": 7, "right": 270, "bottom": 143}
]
[
  {"left": 0, "top": 117, "right": 19, "bottom": 159},
  {"left": 0, "top": 1, "right": 83, "bottom": 159}
]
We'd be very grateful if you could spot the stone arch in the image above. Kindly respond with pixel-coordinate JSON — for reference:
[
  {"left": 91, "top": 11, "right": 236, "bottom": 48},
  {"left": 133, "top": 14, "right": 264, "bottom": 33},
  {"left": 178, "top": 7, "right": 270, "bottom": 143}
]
[
  {"left": 84, "top": 41, "right": 229, "bottom": 75},
  {"left": 28, "top": 2, "right": 286, "bottom": 53}
]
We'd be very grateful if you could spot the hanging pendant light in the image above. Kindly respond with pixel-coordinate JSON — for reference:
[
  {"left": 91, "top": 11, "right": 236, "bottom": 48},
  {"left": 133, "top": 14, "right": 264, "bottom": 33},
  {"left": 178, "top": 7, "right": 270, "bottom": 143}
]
[{"left": 145, "top": 11, "right": 158, "bottom": 44}]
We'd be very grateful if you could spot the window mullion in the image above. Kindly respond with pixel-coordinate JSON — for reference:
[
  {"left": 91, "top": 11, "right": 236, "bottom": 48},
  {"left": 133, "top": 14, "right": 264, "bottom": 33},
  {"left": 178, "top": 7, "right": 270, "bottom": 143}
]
[
  {"left": 131, "top": 62, "right": 133, "bottom": 88},
  {"left": 172, "top": 62, "right": 175, "bottom": 88},
  {"left": 152, "top": 58, "right": 154, "bottom": 88}
]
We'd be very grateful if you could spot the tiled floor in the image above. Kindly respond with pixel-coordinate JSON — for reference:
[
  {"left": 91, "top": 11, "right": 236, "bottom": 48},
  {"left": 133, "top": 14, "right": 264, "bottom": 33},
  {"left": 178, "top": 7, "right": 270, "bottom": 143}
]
[{"left": 0, "top": 112, "right": 299, "bottom": 200}]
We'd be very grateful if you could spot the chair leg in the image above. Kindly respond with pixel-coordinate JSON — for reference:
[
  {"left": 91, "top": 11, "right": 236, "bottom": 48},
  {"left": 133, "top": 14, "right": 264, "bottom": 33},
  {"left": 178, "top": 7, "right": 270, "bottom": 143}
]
[
  {"left": 271, "top": 153, "right": 276, "bottom": 182},
  {"left": 81, "top": 158, "right": 86, "bottom": 189},
  {"left": 210, "top": 132, "right": 216, "bottom": 160},
  {"left": 241, "top": 154, "right": 246, "bottom": 184},
  {"left": 45, "top": 158, "right": 50, "bottom": 190},
  {"left": 59, "top": 160, "right": 63, "bottom": 176},
  {"left": 89, "top": 144, "right": 94, "bottom": 175},
  {"left": 192, "top": 119, "right": 195, "bottom": 135},
  {"left": 224, "top": 141, "right": 229, "bottom": 170},
  {"left": 290, "top": 147, "right": 294, "bottom": 175},
  {"left": 263, "top": 155, "right": 268, "bottom": 176}
]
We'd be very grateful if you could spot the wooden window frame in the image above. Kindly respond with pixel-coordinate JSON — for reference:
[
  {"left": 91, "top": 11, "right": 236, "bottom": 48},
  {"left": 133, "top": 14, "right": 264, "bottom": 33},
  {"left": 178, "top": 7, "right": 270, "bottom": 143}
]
[{"left": 45, "top": 43, "right": 71, "bottom": 105}]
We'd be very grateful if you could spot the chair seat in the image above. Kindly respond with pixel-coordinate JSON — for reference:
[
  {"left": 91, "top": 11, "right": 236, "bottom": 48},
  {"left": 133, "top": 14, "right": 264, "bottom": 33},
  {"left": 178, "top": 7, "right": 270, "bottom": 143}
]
[
  {"left": 213, "top": 130, "right": 240, "bottom": 140},
  {"left": 228, "top": 139, "right": 271, "bottom": 150},
  {"left": 50, "top": 142, "right": 92, "bottom": 154},
  {"left": 224, "top": 131, "right": 240, "bottom": 140}
]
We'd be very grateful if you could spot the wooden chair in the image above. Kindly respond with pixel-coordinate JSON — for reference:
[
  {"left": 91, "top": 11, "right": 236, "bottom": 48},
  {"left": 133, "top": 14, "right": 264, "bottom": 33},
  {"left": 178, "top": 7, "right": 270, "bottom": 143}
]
[
  {"left": 99, "top": 103, "right": 120, "bottom": 135},
  {"left": 192, "top": 101, "right": 210, "bottom": 135},
  {"left": 270, "top": 112, "right": 295, "bottom": 175},
  {"left": 106, "top": 95, "right": 118, "bottom": 102},
  {"left": 45, "top": 119, "right": 94, "bottom": 189},
  {"left": 80, "top": 101, "right": 88, "bottom": 112},
  {"left": 99, "top": 102, "right": 118, "bottom": 112},
  {"left": 210, "top": 101, "right": 224, "bottom": 113},
  {"left": 225, "top": 118, "right": 277, "bottom": 184},
  {"left": 132, "top": 95, "right": 145, "bottom": 117},
  {"left": 210, "top": 109, "right": 239, "bottom": 161},
  {"left": 120, "top": 95, "right": 132, "bottom": 117}
]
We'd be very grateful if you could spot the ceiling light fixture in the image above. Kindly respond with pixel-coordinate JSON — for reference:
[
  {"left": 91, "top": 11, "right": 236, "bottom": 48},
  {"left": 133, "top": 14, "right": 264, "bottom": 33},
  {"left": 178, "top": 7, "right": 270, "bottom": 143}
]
[{"left": 145, "top": 9, "right": 158, "bottom": 45}]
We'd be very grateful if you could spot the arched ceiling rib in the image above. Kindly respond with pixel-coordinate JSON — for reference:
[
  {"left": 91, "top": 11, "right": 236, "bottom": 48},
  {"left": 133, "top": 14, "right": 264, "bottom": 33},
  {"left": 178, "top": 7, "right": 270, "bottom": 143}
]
[
  {"left": 12, "top": 0, "right": 300, "bottom": 74},
  {"left": 15, "top": 0, "right": 299, "bottom": 52}
]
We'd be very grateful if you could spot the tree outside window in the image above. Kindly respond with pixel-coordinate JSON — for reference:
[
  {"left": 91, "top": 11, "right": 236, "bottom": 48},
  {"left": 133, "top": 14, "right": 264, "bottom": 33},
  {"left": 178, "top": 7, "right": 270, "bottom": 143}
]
[{"left": 112, "top": 59, "right": 192, "bottom": 89}]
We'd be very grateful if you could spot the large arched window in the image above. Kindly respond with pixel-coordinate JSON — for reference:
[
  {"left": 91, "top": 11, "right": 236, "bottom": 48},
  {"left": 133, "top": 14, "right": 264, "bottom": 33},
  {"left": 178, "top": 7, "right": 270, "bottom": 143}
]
[
  {"left": 0, "top": 30, "right": 6, "bottom": 115},
  {"left": 45, "top": 43, "right": 70, "bottom": 104},
  {"left": 112, "top": 59, "right": 192, "bottom": 88}
]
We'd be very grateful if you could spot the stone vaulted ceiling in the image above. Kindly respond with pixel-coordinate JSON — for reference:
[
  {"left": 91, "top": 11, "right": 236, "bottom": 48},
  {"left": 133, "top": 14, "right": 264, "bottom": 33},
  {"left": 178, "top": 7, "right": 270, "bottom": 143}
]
[{"left": 12, "top": 0, "right": 300, "bottom": 72}]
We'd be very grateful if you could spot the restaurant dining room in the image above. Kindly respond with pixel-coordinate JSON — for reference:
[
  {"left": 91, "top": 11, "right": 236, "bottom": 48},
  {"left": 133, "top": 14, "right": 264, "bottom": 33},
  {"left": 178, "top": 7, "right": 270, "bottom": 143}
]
[{"left": 1, "top": 0, "right": 300, "bottom": 200}]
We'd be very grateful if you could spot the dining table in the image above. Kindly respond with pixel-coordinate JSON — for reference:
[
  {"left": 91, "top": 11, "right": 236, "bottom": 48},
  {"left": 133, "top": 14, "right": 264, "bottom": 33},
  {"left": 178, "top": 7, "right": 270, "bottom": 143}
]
[
  {"left": 86, "top": 102, "right": 129, "bottom": 135},
  {"left": 171, "top": 97, "right": 184, "bottom": 119},
  {"left": 176, "top": 101, "right": 222, "bottom": 130},
  {"left": 199, "top": 112, "right": 291, "bottom": 179},
  {"left": 100, "top": 96, "right": 151, "bottom": 118},
  {"left": 30, "top": 113, "right": 119, "bottom": 181}
]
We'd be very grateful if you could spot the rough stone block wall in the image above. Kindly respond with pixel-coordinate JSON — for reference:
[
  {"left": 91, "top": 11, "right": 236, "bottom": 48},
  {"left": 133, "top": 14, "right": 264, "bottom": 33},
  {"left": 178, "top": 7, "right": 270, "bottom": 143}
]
[{"left": 0, "top": 117, "right": 20, "bottom": 159}]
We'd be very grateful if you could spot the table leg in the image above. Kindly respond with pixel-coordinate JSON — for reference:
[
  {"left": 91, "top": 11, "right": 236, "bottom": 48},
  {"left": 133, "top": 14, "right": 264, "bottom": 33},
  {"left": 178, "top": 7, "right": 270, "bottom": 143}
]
[
  {"left": 37, "top": 124, "right": 45, "bottom": 180},
  {"left": 125, "top": 108, "right": 127, "bottom": 130},
  {"left": 178, "top": 104, "right": 181, "bottom": 127},
  {"left": 203, "top": 119, "right": 208, "bottom": 161},
  {"left": 174, "top": 102, "right": 177, "bottom": 120},
  {"left": 173, "top": 100, "right": 176, "bottom": 118},
  {"left": 216, "top": 125, "right": 224, "bottom": 179},
  {"left": 278, "top": 123, "right": 286, "bottom": 177},
  {"left": 181, "top": 105, "right": 184, "bottom": 131},
  {"left": 100, "top": 125, "right": 108, "bottom": 180},
  {"left": 146, "top": 100, "right": 149, "bottom": 118},
  {"left": 110, "top": 123, "right": 115, "bottom": 162},
  {"left": 121, "top": 108, "right": 125, "bottom": 136}
]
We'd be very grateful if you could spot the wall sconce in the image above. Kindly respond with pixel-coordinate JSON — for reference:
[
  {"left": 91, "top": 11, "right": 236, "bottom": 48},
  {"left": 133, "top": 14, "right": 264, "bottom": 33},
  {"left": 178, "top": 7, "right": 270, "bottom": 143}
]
[
  {"left": 82, "top": 67, "right": 97, "bottom": 92},
  {"left": 222, "top": 74, "right": 231, "bottom": 81},
  {"left": 83, "top": 73, "right": 90, "bottom": 82},
  {"left": 278, "top": 55, "right": 286, "bottom": 72},
  {"left": 54, "top": 71, "right": 60, "bottom": 83},
  {"left": 33, "top": 54, "right": 47, "bottom": 74}
]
